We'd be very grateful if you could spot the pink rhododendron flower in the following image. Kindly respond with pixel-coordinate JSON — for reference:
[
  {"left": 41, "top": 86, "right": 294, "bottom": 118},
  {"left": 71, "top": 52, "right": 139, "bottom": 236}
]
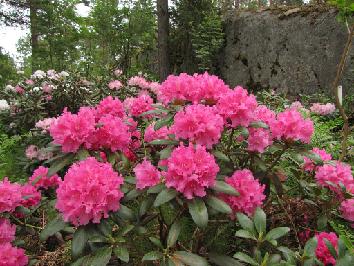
[
  {"left": 114, "top": 69, "right": 123, "bottom": 77},
  {"left": 49, "top": 107, "right": 96, "bottom": 153},
  {"left": 56, "top": 157, "right": 124, "bottom": 226},
  {"left": 108, "top": 80, "right": 123, "bottom": 90},
  {"left": 29, "top": 166, "right": 60, "bottom": 189},
  {"left": 340, "top": 199, "right": 354, "bottom": 226},
  {"left": 217, "top": 86, "right": 258, "bottom": 128},
  {"left": 20, "top": 184, "right": 41, "bottom": 208},
  {"left": 123, "top": 149, "right": 137, "bottom": 162},
  {"left": 149, "top": 81, "right": 160, "bottom": 94},
  {"left": 158, "top": 73, "right": 199, "bottom": 104},
  {"left": 194, "top": 72, "right": 230, "bottom": 103},
  {"left": 134, "top": 159, "right": 161, "bottom": 190},
  {"left": 220, "top": 169, "right": 265, "bottom": 216},
  {"left": 315, "top": 162, "right": 353, "bottom": 195},
  {"left": 14, "top": 85, "right": 24, "bottom": 94},
  {"left": 128, "top": 76, "right": 150, "bottom": 89},
  {"left": 303, "top": 148, "right": 332, "bottom": 172},
  {"left": 126, "top": 94, "right": 154, "bottom": 117},
  {"left": 35, "top": 118, "right": 56, "bottom": 133},
  {"left": 25, "top": 145, "right": 38, "bottom": 160},
  {"left": 144, "top": 123, "right": 170, "bottom": 143},
  {"left": 315, "top": 232, "right": 338, "bottom": 265},
  {"left": 45, "top": 95, "right": 52, "bottom": 101},
  {"left": 290, "top": 101, "right": 303, "bottom": 110},
  {"left": 95, "top": 96, "right": 125, "bottom": 119},
  {"left": 25, "top": 79, "right": 34, "bottom": 85},
  {"left": 87, "top": 115, "right": 131, "bottom": 152},
  {"left": 165, "top": 144, "right": 219, "bottom": 199},
  {"left": 171, "top": 104, "right": 224, "bottom": 148},
  {"left": 37, "top": 149, "right": 53, "bottom": 161},
  {"left": 310, "top": 103, "right": 336, "bottom": 115},
  {"left": 0, "top": 218, "right": 16, "bottom": 244},
  {"left": 0, "top": 243, "right": 28, "bottom": 266},
  {"left": 247, "top": 128, "right": 273, "bottom": 153},
  {"left": 272, "top": 108, "right": 314, "bottom": 143},
  {"left": 42, "top": 84, "right": 54, "bottom": 93},
  {"left": 0, "top": 178, "right": 22, "bottom": 213}
]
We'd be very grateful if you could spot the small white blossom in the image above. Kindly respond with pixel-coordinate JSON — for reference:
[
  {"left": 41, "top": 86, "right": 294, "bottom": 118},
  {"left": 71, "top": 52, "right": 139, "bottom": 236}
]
[
  {"left": 32, "top": 70, "right": 46, "bottom": 79},
  {"left": 0, "top": 100, "right": 10, "bottom": 111},
  {"left": 59, "top": 71, "right": 69, "bottom": 78},
  {"left": 5, "top": 85, "right": 15, "bottom": 92}
]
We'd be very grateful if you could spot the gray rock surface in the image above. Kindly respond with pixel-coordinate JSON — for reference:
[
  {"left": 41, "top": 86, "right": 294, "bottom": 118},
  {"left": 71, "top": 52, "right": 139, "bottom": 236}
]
[{"left": 220, "top": 8, "right": 353, "bottom": 95}]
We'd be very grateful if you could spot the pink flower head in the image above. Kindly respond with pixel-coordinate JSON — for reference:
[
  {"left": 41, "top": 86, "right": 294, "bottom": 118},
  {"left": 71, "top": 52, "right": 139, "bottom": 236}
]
[
  {"left": 37, "top": 149, "right": 53, "bottom": 161},
  {"left": 14, "top": 85, "right": 24, "bottom": 94},
  {"left": 290, "top": 101, "right": 303, "bottom": 110},
  {"left": 220, "top": 169, "right": 265, "bottom": 216},
  {"left": 0, "top": 218, "right": 16, "bottom": 244},
  {"left": 315, "top": 232, "right": 338, "bottom": 265},
  {"left": 87, "top": 115, "right": 131, "bottom": 152},
  {"left": 29, "top": 166, "right": 60, "bottom": 189},
  {"left": 108, "top": 80, "right": 123, "bottom": 90},
  {"left": 25, "top": 145, "right": 38, "bottom": 160},
  {"left": 165, "top": 144, "right": 219, "bottom": 199},
  {"left": 95, "top": 96, "right": 125, "bottom": 120},
  {"left": 25, "top": 79, "right": 34, "bottom": 85},
  {"left": 49, "top": 107, "right": 96, "bottom": 153},
  {"left": 126, "top": 94, "right": 154, "bottom": 117},
  {"left": 0, "top": 178, "right": 22, "bottom": 213},
  {"left": 310, "top": 103, "right": 336, "bottom": 116},
  {"left": 128, "top": 76, "right": 150, "bottom": 89},
  {"left": 20, "top": 184, "right": 41, "bottom": 208},
  {"left": 0, "top": 243, "right": 28, "bottom": 266},
  {"left": 247, "top": 127, "right": 273, "bottom": 153},
  {"left": 42, "top": 83, "right": 54, "bottom": 93},
  {"left": 144, "top": 123, "right": 170, "bottom": 143},
  {"left": 35, "top": 117, "right": 56, "bottom": 133},
  {"left": 158, "top": 73, "right": 199, "bottom": 104},
  {"left": 171, "top": 104, "right": 224, "bottom": 148},
  {"left": 217, "top": 86, "right": 258, "bottom": 128},
  {"left": 114, "top": 69, "right": 123, "bottom": 77},
  {"left": 55, "top": 157, "right": 124, "bottom": 226},
  {"left": 134, "top": 159, "right": 161, "bottom": 190},
  {"left": 340, "top": 199, "right": 354, "bottom": 226},
  {"left": 194, "top": 72, "right": 230, "bottom": 103},
  {"left": 254, "top": 105, "right": 277, "bottom": 133},
  {"left": 149, "top": 82, "right": 160, "bottom": 94},
  {"left": 315, "top": 162, "right": 353, "bottom": 195},
  {"left": 303, "top": 148, "right": 332, "bottom": 172},
  {"left": 272, "top": 108, "right": 314, "bottom": 143}
]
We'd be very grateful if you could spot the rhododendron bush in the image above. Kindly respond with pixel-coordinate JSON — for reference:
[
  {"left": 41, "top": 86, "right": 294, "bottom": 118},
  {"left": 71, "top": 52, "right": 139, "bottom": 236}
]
[{"left": 0, "top": 71, "right": 353, "bottom": 266}]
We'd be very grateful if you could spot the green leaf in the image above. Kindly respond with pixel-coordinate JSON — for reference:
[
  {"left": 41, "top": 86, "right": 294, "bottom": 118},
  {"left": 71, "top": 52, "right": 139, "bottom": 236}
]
[
  {"left": 336, "top": 255, "right": 354, "bottom": 266},
  {"left": 324, "top": 239, "right": 338, "bottom": 258},
  {"left": 236, "top": 213, "right": 255, "bottom": 233},
  {"left": 149, "top": 237, "right": 164, "bottom": 249},
  {"left": 47, "top": 153, "right": 74, "bottom": 177},
  {"left": 233, "top": 252, "right": 258, "bottom": 266},
  {"left": 139, "top": 109, "right": 168, "bottom": 117},
  {"left": 115, "top": 205, "right": 135, "bottom": 221},
  {"left": 147, "top": 183, "right": 165, "bottom": 194},
  {"left": 114, "top": 246, "right": 129, "bottom": 263},
  {"left": 304, "top": 237, "right": 318, "bottom": 257},
  {"left": 142, "top": 251, "right": 163, "bottom": 261},
  {"left": 122, "top": 188, "right": 143, "bottom": 202},
  {"left": 235, "top": 229, "right": 257, "bottom": 240},
  {"left": 316, "top": 215, "right": 327, "bottom": 231},
  {"left": 206, "top": 196, "right": 232, "bottom": 214},
  {"left": 265, "top": 227, "right": 290, "bottom": 241},
  {"left": 254, "top": 208, "right": 266, "bottom": 235},
  {"left": 212, "top": 151, "right": 230, "bottom": 162},
  {"left": 154, "top": 114, "right": 174, "bottom": 130},
  {"left": 119, "top": 224, "right": 135, "bottom": 236},
  {"left": 211, "top": 180, "right": 239, "bottom": 196},
  {"left": 277, "top": 246, "right": 296, "bottom": 261},
  {"left": 139, "top": 196, "right": 154, "bottom": 217},
  {"left": 149, "top": 139, "right": 179, "bottom": 145},
  {"left": 250, "top": 121, "right": 269, "bottom": 129},
  {"left": 72, "top": 226, "right": 89, "bottom": 259},
  {"left": 91, "top": 247, "right": 112, "bottom": 266},
  {"left": 208, "top": 253, "right": 243, "bottom": 266},
  {"left": 159, "top": 147, "right": 172, "bottom": 159},
  {"left": 167, "top": 221, "right": 182, "bottom": 248},
  {"left": 154, "top": 188, "right": 178, "bottom": 207},
  {"left": 188, "top": 198, "right": 208, "bottom": 228},
  {"left": 173, "top": 251, "right": 208, "bottom": 266},
  {"left": 40, "top": 215, "right": 66, "bottom": 241},
  {"left": 76, "top": 149, "right": 90, "bottom": 161}
]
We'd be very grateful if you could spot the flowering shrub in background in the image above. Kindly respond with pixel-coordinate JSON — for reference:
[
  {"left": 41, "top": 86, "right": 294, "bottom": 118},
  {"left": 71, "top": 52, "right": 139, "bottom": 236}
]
[{"left": 0, "top": 71, "right": 353, "bottom": 266}]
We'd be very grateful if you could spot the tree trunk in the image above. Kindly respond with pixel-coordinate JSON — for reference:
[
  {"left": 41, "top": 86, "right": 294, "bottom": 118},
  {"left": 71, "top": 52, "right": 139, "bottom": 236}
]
[
  {"left": 157, "top": 0, "right": 169, "bottom": 82},
  {"left": 29, "top": 0, "right": 39, "bottom": 72}
]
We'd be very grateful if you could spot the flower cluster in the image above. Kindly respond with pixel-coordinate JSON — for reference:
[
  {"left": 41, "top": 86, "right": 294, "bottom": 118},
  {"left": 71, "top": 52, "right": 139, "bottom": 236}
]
[
  {"left": 0, "top": 243, "right": 28, "bottom": 266},
  {"left": 220, "top": 169, "right": 265, "bottom": 216},
  {"left": 303, "top": 148, "right": 332, "bottom": 172},
  {"left": 171, "top": 104, "right": 224, "bottom": 148},
  {"left": 55, "top": 157, "right": 124, "bottom": 225},
  {"left": 29, "top": 166, "right": 60, "bottom": 189},
  {"left": 340, "top": 199, "right": 354, "bottom": 226},
  {"left": 134, "top": 159, "right": 161, "bottom": 189},
  {"left": 310, "top": 103, "right": 336, "bottom": 115},
  {"left": 35, "top": 117, "right": 56, "bottom": 133},
  {"left": 125, "top": 93, "right": 154, "bottom": 117},
  {"left": 144, "top": 123, "right": 170, "bottom": 143},
  {"left": 108, "top": 80, "right": 123, "bottom": 90},
  {"left": 0, "top": 219, "right": 15, "bottom": 244},
  {"left": 128, "top": 76, "right": 150, "bottom": 89},
  {"left": 0, "top": 178, "right": 23, "bottom": 213},
  {"left": 315, "top": 232, "right": 338, "bottom": 265},
  {"left": 165, "top": 144, "right": 219, "bottom": 199}
]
